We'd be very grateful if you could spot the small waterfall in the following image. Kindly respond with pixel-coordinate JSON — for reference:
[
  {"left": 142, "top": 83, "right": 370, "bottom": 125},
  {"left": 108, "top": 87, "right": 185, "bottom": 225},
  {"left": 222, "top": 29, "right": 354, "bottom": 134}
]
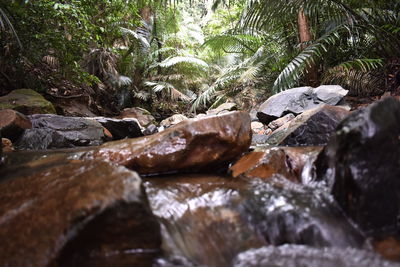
[{"left": 144, "top": 174, "right": 367, "bottom": 267}]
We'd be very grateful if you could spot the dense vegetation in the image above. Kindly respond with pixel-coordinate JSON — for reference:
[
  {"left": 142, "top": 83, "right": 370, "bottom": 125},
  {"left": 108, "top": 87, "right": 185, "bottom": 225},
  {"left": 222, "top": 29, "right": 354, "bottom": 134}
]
[{"left": 1, "top": 0, "right": 399, "bottom": 116}]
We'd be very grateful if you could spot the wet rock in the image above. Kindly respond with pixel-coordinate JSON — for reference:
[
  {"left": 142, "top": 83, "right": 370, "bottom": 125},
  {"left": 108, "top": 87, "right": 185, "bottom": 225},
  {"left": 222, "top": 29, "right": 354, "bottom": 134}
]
[
  {"left": 145, "top": 175, "right": 267, "bottom": 267},
  {"left": 0, "top": 89, "right": 56, "bottom": 114},
  {"left": 84, "top": 111, "right": 251, "bottom": 175},
  {"left": 0, "top": 109, "right": 32, "bottom": 142},
  {"left": 266, "top": 105, "right": 349, "bottom": 146},
  {"left": 87, "top": 117, "right": 143, "bottom": 140},
  {"left": 117, "top": 107, "right": 156, "bottom": 127},
  {"left": 314, "top": 97, "right": 400, "bottom": 237},
  {"left": 268, "top": 113, "right": 295, "bottom": 131},
  {"left": 2, "top": 138, "right": 14, "bottom": 152},
  {"left": 144, "top": 174, "right": 364, "bottom": 267},
  {"left": 15, "top": 114, "right": 108, "bottom": 150},
  {"left": 373, "top": 237, "right": 400, "bottom": 262},
  {"left": 230, "top": 147, "right": 322, "bottom": 182},
  {"left": 143, "top": 124, "right": 158, "bottom": 136},
  {"left": 0, "top": 160, "right": 161, "bottom": 267},
  {"left": 207, "top": 103, "right": 237, "bottom": 115},
  {"left": 160, "top": 114, "right": 188, "bottom": 128},
  {"left": 257, "top": 85, "right": 348, "bottom": 124},
  {"left": 233, "top": 245, "right": 397, "bottom": 267}
]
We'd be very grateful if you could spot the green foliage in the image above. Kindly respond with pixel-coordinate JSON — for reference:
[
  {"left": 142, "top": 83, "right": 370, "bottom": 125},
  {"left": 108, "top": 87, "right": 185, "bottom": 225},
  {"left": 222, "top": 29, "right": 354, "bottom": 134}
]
[
  {"left": 1, "top": 0, "right": 398, "bottom": 115},
  {"left": 241, "top": 0, "right": 400, "bottom": 93}
]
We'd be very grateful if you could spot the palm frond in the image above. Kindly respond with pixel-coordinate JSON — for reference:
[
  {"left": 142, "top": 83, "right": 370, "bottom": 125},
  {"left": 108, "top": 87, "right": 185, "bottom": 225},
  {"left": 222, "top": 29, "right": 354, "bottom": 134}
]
[
  {"left": 273, "top": 27, "right": 341, "bottom": 92},
  {"left": 150, "top": 56, "right": 209, "bottom": 70},
  {"left": 322, "top": 67, "right": 384, "bottom": 96},
  {"left": 337, "top": 58, "right": 384, "bottom": 72},
  {"left": 144, "top": 81, "right": 191, "bottom": 102},
  {"left": 120, "top": 27, "right": 150, "bottom": 49},
  {"left": 0, "top": 7, "right": 22, "bottom": 48},
  {"left": 204, "top": 34, "right": 262, "bottom": 54}
]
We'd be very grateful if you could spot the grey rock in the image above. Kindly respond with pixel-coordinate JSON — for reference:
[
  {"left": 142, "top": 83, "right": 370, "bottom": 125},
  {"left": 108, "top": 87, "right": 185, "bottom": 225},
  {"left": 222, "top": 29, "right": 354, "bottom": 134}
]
[
  {"left": 257, "top": 85, "right": 348, "bottom": 124},
  {"left": 15, "top": 114, "right": 108, "bottom": 150},
  {"left": 251, "top": 134, "right": 270, "bottom": 145},
  {"left": 207, "top": 102, "right": 237, "bottom": 115},
  {"left": 314, "top": 97, "right": 400, "bottom": 237},
  {"left": 143, "top": 124, "right": 158, "bottom": 135},
  {"left": 160, "top": 114, "right": 188, "bottom": 128},
  {"left": 266, "top": 105, "right": 349, "bottom": 146}
]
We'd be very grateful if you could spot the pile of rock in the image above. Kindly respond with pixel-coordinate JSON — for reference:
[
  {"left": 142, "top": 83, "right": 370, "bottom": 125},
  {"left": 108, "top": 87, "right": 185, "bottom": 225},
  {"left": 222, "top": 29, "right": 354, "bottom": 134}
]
[{"left": 251, "top": 85, "right": 350, "bottom": 146}]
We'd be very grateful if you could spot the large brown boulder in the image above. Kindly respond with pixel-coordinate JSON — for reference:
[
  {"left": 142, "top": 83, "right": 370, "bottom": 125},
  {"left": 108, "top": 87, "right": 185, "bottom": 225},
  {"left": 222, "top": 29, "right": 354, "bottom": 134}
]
[
  {"left": 266, "top": 105, "right": 349, "bottom": 146},
  {"left": 230, "top": 147, "right": 322, "bottom": 182},
  {"left": 314, "top": 97, "right": 400, "bottom": 238},
  {"left": 0, "top": 160, "right": 161, "bottom": 267},
  {"left": 0, "top": 109, "right": 32, "bottom": 142},
  {"left": 83, "top": 111, "right": 251, "bottom": 175},
  {"left": 0, "top": 89, "right": 56, "bottom": 115}
]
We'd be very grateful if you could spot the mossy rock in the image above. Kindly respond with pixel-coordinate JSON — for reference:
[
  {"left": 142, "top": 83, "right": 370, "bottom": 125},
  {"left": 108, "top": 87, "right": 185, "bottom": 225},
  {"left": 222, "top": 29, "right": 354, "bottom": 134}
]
[{"left": 0, "top": 89, "right": 56, "bottom": 115}]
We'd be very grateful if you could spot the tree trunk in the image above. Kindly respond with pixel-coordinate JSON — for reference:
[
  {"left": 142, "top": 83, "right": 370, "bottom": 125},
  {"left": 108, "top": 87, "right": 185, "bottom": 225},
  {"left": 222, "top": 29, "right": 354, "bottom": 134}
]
[{"left": 298, "top": 8, "right": 318, "bottom": 86}]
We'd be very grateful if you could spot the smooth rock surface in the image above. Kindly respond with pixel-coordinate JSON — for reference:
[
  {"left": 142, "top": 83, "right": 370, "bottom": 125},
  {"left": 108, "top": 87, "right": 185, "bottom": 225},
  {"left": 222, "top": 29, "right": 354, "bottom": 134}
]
[
  {"left": 0, "top": 89, "right": 56, "bottom": 114},
  {"left": 143, "top": 124, "right": 158, "bottom": 136},
  {"left": 160, "top": 114, "right": 188, "bottom": 128},
  {"left": 15, "top": 114, "right": 108, "bottom": 150},
  {"left": 257, "top": 85, "right": 348, "bottom": 124},
  {"left": 314, "top": 97, "right": 400, "bottom": 237},
  {"left": 117, "top": 107, "right": 156, "bottom": 128},
  {"left": 83, "top": 111, "right": 251, "bottom": 175},
  {"left": 87, "top": 117, "right": 143, "bottom": 140},
  {"left": 230, "top": 147, "right": 322, "bottom": 182},
  {"left": 266, "top": 105, "right": 349, "bottom": 146},
  {"left": 207, "top": 102, "right": 237, "bottom": 115},
  {"left": 251, "top": 134, "right": 270, "bottom": 146},
  {"left": 233, "top": 245, "right": 397, "bottom": 267},
  {"left": 268, "top": 113, "right": 295, "bottom": 131},
  {"left": 0, "top": 109, "right": 32, "bottom": 142},
  {"left": 0, "top": 160, "right": 161, "bottom": 267}
]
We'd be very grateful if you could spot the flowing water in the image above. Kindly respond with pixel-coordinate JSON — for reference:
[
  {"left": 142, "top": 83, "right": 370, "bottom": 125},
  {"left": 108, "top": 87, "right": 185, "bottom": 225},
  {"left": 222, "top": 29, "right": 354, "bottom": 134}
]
[
  {"left": 142, "top": 173, "right": 394, "bottom": 267},
  {"left": 1, "top": 149, "right": 399, "bottom": 266}
]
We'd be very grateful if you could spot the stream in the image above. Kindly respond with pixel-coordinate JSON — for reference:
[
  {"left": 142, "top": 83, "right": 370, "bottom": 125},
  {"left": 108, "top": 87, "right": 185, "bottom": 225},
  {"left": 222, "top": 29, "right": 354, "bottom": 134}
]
[{"left": 1, "top": 104, "right": 400, "bottom": 266}]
